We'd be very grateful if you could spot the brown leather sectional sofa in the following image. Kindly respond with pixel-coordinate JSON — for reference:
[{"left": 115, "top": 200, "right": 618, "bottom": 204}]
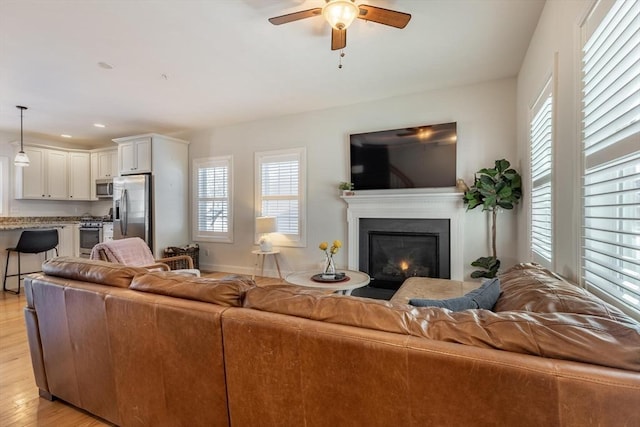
[{"left": 24, "top": 257, "right": 640, "bottom": 426}]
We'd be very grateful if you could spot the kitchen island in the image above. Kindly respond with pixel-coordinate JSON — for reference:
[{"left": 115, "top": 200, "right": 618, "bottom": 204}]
[{"left": 0, "top": 217, "right": 80, "bottom": 291}]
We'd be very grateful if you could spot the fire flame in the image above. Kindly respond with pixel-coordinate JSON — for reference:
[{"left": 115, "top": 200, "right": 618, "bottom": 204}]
[{"left": 400, "top": 261, "right": 409, "bottom": 271}]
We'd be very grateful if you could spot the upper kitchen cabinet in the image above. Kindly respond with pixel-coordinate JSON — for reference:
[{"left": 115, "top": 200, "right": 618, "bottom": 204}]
[
  {"left": 113, "top": 134, "right": 188, "bottom": 176},
  {"left": 68, "top": 152, "right": 91, "bottom": 200},
  {"left": 15, "top": 146, "right": 69, "bottom": 199},
  {"left": 116, "top": 137, "right": 152, "bottom": 175},
  {"left": 97, "top": 149, "right": 118, "bottom": 179}
]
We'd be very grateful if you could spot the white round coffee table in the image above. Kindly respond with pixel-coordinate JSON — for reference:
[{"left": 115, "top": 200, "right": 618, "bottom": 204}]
[{"left": 285, "top": 270, "right": 370, "bottom": 295}]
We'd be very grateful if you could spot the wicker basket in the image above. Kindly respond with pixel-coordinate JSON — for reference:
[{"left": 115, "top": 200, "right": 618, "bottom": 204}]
[{"left": 163, "top": 244, "right": 199, "bottom": 270}]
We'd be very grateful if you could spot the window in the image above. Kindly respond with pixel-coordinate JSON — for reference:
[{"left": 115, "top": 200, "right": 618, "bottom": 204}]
[
  {"left": 580, "top": 0, "right": 639, "bottom": 315},
  {"left": 192, "top": 156, "right": 233, "bottom": 243},
  {"left": 255, "top": 148, "right": 306, "bottom": 247},
  {"left": 529, "top": 77, "right": 554, "bottom": 267}
]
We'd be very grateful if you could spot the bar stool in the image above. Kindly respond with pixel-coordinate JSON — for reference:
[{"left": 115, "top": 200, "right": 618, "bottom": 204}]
[{"left": 3, "top": 229, "right": 59, "bottom": 295}]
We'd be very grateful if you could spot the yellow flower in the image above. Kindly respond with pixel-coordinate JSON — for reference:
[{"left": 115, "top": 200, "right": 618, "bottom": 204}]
[
  {"left": 330, "top": 247, "right": 338, "bottom": 254},
  {"left": 333, "top": 240, "right": 342, "bottom": 248},
  {"left": 319, "top": 242, "right": 328, "bottom": 251}
]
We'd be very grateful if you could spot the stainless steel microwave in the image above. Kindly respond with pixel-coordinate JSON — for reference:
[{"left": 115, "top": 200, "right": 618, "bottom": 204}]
[{"left": 96, "top": 179, "right": 113, "bottom": 198}]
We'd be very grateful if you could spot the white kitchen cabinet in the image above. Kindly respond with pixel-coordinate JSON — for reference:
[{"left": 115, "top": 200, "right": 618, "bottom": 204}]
[
  {"left": 117, "top": 137, "right": 151, "bottom": 175},
  {"left": 16, "top": 146, "right": 68, "bottom": 199},
  {"left": 97, "top": 149, "right": 118, "bottom": 178},
  {"left": 68, "top": 152, "right": 91, "bottom": 200},
  {"left": 19, "top": 147, "right": 45, "bottom": 199},
  {"left": 57, "top": 225, "right": 76, "bottom": 257},
  {"left": 47, "top": 150, "right": 69, "bottom": 199}
]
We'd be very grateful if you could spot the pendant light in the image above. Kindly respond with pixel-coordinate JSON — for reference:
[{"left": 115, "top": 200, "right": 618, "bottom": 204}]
[{"left": 14, "top": 106, "right": 30, "bottom": 167}]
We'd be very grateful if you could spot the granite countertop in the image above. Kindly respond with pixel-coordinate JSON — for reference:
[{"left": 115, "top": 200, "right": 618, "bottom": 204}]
[{"left": 0, "top": 216, "right": 81, "bottom": 231}]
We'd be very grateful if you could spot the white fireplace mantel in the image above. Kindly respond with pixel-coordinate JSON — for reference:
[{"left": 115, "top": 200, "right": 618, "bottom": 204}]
[{"left": 342, "top": 191, "right": 465, "bottom": 281}]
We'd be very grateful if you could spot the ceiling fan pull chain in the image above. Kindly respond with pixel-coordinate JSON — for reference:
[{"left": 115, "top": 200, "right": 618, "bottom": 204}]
[{"left": 338, "top": 50, "right": 345, "bottom": 69}]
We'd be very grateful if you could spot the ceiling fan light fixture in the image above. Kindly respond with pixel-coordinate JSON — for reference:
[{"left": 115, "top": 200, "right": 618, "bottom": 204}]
[
  {"left": 323, "top": 0, "right": 359, "bottom": 30},
  {"left": 14, "top": 106, "right": 29, "bottom": 168}
]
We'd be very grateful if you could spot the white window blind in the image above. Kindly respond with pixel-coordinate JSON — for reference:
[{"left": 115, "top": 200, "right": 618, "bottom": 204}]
[
  {"left": 192, "top": 156, "right": 233, "bottom": 243},
  {"left": 530, "top": 78, "right": 554, "bottom": 266},
  {"left": 255, "top": 148, "right": 306, "bottom": 247},
  {"left": 581, "top": 0, "right": 640, "bottom": 314}
]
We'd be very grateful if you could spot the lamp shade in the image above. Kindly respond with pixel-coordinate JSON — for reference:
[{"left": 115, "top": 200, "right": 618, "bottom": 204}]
[
  {"left": 14, "top": 151, "right": 30, "bottom": 167},
  {"left": 322, "top": 0, "right": 359, "bottom": 30},
  {"left": 256, "top": 216, "right": 277, "bottom": 234}
]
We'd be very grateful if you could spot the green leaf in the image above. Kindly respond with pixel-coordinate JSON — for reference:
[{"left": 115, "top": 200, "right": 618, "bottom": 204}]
[
  {"left": 497, "top": 185, "right": 512, "bottom": 198},
  {"left": 465, "top": 199, "right": 481, "bottom": 210},
  {"left": 496, "top": 159, "right": 510, "bottom": 172},
  {"left": 478, "top": 188, "right": 494, "bottom": 198},
  {"left": 478, "top": 168, "right": 498, "bottom": 177},
  {"left": 470, "top": 256, "right": 500, "bottom": 278},
  {"left": 479, "top": 175, "right": 494, "bottom": 187},
  {"left": 471, "top": 256, "right": 495, "bottom": 268},
  {"left": 483, "top": 195, "right": 497, "bottom": 209},
  {"left": 497, "top": 201, "right": 513, "bottom": 210}
]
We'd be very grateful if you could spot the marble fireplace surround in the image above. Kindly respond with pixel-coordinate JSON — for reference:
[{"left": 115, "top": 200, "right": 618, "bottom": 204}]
[{"left": 342, "top": 191, "right": 464, "bottom": 281}]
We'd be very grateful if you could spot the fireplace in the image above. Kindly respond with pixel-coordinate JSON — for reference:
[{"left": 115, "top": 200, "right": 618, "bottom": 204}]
[
  {"left": 359, "top": 218, "right": 450, "bottom": 290},
  {"left": 342, "top": 191, "right": 464, "bottom": 281}
]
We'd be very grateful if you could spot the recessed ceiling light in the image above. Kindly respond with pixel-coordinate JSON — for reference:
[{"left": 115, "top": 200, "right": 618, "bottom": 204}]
[
  {"left": 98, "top": 62, "right": 113, "bottom": 69},
  {"left": 61, "top": 134, "right": 72, "bottom": 138},
  {"left": 93, "top": 123, "right": 106, "bottom": 128}
]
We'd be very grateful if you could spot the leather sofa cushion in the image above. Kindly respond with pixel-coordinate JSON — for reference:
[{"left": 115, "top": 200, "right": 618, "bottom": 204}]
[
  {"left": 42, "top": 256, "right": 147, "bottom": 288},
  {"left": 495, "top": 263, "right": 629, "bottom": 321},
  {"left": 130, "top": 272, "right": 255, "bottom": 307},
  {"left": 244, "top": 285, "right": 640, "bottom": 372}
]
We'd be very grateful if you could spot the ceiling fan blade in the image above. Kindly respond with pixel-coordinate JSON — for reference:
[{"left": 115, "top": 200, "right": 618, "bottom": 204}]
[
  {"left": 357, "top": 5, "right": 411, "bottom": 29},
  {"left": 268, "top": 8, "right": 322, "bottom": 25},
  {"left": 331, "top": 28, "right": 346, "bottom": 50}
]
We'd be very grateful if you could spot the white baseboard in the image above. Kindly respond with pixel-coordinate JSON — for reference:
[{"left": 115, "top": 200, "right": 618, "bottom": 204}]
[{"left": 199, "top": 262, "right": 288, "bottom": 280}]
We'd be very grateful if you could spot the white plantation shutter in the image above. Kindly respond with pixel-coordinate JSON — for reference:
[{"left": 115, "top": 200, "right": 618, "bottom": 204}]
[
  {"left": 256, "top": 148, "right": 306, "bottom": 247},
  {"left": 193, "top": 156, "right": 233, "bottom": 242},
  {"left": 530, "top": 78, "right": 554, "bottom": 266},
  {"left": 261, "top": 159, "right": 299, "bottom": 234},
  {"left": 581, "top": 0, "right": 640, "bottom": 314}
]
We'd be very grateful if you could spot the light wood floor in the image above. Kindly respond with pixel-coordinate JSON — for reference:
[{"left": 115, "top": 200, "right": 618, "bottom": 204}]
[{"left": 0, "top": 272, "right": 282, "bottom": 427}]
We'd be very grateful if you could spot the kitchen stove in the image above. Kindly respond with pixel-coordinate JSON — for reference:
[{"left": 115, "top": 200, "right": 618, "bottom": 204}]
[{"left": 79, "top": 216, "right": 104, "bottom": 258}]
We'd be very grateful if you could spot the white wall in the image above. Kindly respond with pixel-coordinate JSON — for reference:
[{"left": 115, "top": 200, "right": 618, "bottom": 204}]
[
  {"left": 516, "top": 0, "right": 590, "bottom": 281},
  {"left": 188, "top": 78, "right": 519, "bottom": 279}
]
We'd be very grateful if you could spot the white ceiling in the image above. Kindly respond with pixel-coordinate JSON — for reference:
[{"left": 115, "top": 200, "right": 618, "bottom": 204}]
[{"left": 0, "top": 0, "right": 545, "bottom": 148}]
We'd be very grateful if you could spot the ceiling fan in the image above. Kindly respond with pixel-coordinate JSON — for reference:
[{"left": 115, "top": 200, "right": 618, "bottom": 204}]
[{"left": 268, "top": 0, "right": 411, "bottom": 51}]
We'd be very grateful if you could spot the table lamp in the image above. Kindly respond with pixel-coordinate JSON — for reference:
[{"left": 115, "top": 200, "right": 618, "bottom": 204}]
[{"left": 256, "top": 216, "right": 277, "bottom": 252}]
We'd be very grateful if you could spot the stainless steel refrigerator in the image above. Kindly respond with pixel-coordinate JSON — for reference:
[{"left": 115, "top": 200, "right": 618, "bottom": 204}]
[{"left": 113, "top": 174, "right": 152, "bottom": 251}]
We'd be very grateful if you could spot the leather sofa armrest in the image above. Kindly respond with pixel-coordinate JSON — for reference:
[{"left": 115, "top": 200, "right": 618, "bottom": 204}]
[{"left": 24, "top": 307, "right": 51, "bottom": 399}]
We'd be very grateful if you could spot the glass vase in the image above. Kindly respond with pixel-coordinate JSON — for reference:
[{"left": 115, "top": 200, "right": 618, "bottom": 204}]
[{"left": 323, "top": 255, "right": 336, "bottom": 278}]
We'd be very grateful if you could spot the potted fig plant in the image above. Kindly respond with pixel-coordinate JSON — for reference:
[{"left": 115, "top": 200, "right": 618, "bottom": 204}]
[{"left": 463, "top": 159, "right": 522, "bottom": 278}]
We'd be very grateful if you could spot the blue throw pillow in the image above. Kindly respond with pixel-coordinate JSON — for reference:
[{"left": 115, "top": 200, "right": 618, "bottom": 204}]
[{"left": 409, "top": 278, "right": 501, "bottom": 311}]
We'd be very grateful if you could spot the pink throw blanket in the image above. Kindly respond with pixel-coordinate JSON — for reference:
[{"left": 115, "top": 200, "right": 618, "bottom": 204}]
[{"left": 90, "top": 237, "right": 156, "bottom": 266}]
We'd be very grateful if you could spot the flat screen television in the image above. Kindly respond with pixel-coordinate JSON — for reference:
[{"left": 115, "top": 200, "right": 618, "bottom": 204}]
[{"left": 349, "top": 122, "right": 457, "bottom": 190}]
